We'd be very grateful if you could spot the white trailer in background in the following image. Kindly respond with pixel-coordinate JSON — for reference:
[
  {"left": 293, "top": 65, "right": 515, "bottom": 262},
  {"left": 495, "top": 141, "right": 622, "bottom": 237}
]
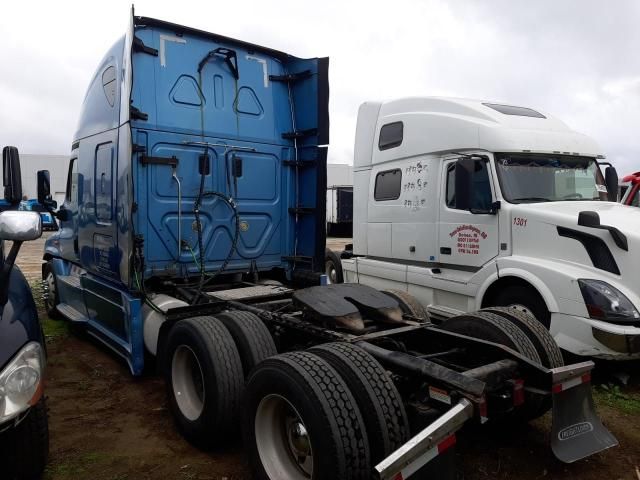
[
  {"left": 327, "top": 163, "right": 353, "bottom": 236},
  {"left": 341, "top": 97, "right": 640, "bottom": 360}
]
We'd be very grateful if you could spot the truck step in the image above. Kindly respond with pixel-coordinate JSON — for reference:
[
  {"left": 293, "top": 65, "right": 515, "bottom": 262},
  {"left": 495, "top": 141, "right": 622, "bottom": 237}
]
[
  {"left": 56, "top": 303, "right": 87, "bottom": 323},
  {"left": 57, "top": 274, "right": 82, "bottom": 289}
]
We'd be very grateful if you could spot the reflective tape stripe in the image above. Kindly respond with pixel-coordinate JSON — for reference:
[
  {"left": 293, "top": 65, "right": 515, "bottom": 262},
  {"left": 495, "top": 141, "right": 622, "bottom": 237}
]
[
  {"left": 553, "top": 372, "right": 591, "bottom": 393},
  {"left": 395, "top": 435, "right": 457, "bottom": 479}
]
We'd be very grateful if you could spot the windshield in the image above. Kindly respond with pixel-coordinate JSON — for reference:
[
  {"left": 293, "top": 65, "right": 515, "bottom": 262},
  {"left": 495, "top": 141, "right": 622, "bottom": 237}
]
[{"left": 495, "top": 153, "right": 608, "bottom": 203}]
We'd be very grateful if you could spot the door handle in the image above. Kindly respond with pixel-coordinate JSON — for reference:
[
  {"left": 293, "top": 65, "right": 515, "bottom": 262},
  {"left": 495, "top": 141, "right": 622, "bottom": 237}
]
[{"left": 440, "top": 247, "right": 451, "bottom": 255}]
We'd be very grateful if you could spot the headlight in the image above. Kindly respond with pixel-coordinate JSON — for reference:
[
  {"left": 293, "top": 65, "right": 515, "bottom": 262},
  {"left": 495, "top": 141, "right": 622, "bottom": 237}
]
[
  {"left": 0, "top": 342, "right": 44, "bottom": 423},
  {"left": 579, "top": 279, "right": 640, "bottom": 324}
]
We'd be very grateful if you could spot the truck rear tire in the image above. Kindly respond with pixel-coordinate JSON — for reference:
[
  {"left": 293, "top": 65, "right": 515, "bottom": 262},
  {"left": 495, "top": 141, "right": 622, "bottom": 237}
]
[
  {"left": 165, "top": 316, "right": 243, "bottom": 448},
  {"left": 43, "top": 262, "right": 62, "bottom": 320},
  {"left": 0, "top": 397, "right": 49, "bottom": 480},
  {"left": 325, "top": 248, "right": 344, "bottom": 284},
  {"left": 243, "top": 351, "right": 371, "bottom": 480},
  {"left": 382, "top": 289, "right": 428, "bottom": 320},
  {"left": 216, "top": 311, "right": 277, "bottom": 377},
  {"left": 440, "top": 311, "right": 548, "bottom": 421},
  {"left": 310, "top": 342, "right": 409, "bottom": 466},
  {"left": 492, "top": 285, "right": 551, "bottom": 328}
]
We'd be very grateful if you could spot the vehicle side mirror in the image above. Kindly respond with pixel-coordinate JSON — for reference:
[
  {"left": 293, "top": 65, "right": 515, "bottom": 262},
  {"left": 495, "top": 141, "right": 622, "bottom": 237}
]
[
  {"left": 578, "top": 211, "right": 601, "bottom": 228},
  {"left": 37, "top": 170, "right": 57, "bottom": 209},
  {"left": 455, "top": 158, "right": 474, "bottom": 211},
  {"left": 605, "top": 166, "right": 618, "bottom": 202},
  {"left": 0, "top": 211, "right": 42, "bottom": 241},
  {"left": 0, "top": 211, "right": 42, "bottom": 306},
  {"left": 3, "top": 146, "right": 23, "bottom": 205}
]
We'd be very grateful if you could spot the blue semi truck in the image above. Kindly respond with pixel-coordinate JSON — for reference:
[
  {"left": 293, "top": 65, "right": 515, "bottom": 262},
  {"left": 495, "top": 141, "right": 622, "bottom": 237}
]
[{"left": 38, "top": 9, "right": 618, "bottom": 479}]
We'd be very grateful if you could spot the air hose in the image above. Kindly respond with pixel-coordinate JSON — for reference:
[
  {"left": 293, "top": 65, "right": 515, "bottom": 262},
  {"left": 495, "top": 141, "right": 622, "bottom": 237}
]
[{"left": 191, "top": 168, "right": 241, "bottom": 305}]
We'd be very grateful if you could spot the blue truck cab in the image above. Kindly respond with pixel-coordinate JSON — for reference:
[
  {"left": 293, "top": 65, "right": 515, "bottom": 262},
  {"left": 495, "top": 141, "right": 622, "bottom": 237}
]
[
  {"left": 42, "top": 10, "right": 328, "bottom": 376},
  {"left": 0, "top": 147, "right": 49, "bottom": 479}
]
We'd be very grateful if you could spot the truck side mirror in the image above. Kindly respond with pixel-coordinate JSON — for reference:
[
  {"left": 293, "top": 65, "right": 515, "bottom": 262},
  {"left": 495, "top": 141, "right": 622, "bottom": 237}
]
[
  {"left": 0, "top": 211, "right": 42, "bottom": 242},
  {"left": 605, "top": 166, "right": 618, "bottom": 202},
  {"left": 2, "top": 146, "right": 23, "bottom": 205},
  {"left": 455, "top": 158, "right": 474, "bottom": 211},
  {"left": 37, "top": 170, "right": 57, "bottom": 209},
  {"left": 578, "top": 211, "right": 601, "bottom": 228}
]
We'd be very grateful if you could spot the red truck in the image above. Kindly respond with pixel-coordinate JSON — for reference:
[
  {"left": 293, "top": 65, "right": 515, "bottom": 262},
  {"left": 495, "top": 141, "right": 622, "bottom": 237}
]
[{"left": 620, "top": 172, "right": 640, "bottom": 205}]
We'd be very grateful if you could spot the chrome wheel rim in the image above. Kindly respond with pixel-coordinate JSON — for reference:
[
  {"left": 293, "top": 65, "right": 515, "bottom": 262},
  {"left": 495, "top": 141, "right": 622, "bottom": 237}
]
[
  {"left": 325, "top": 260, "right": 337, "bottom": 284},
  {"left": 45, "top": 271, "right": 56, "bottom": 311},
  {"left": 255, "top": 394, "right": 313, "bottom": 479},
  {"left": 171, "top": 345, "right": 205, "bottom": 421}
]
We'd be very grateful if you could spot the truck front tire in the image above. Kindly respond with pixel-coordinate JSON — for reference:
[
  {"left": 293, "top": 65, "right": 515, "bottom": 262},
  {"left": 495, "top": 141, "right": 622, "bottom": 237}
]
[
  {"left": 243, "top": 351, "right": 371, "bottom": 480},
  {"left": 491, "top": 284, "right": 551, "bottom": 328},
  {"left": 165, "top": 316, "right": 243, "bottom": 448},
  {"left": 441, "top": 311, "right": 548, "bottom": 421},
  {"left": 43, "top": 262, "right": 62, "bottom": 320},
  {"left": 482, "top": 306, "right": 563, "bottom": 368},
  {"left": 325, "top": 248, "right": 344, "bottom": 284}
]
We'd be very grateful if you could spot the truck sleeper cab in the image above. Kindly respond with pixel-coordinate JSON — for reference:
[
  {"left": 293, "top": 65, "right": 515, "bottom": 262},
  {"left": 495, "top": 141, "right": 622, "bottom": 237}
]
[
  {"left": 343, "top": 97, "right": 640, "bottom": 360},
  {"left": 42, "top": 12, "right": 328, "bottom": 376}
]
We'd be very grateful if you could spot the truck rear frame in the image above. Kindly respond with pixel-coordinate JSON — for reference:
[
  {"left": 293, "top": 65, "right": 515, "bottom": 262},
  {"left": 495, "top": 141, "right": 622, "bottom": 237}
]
[{"left": 150, "top": 280, "right": 617, "bottom": 479}]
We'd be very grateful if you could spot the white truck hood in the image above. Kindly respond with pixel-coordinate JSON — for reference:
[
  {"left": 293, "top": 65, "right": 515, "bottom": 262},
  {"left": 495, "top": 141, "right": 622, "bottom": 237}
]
[
  {"left": 508, "top": 201, "right": 640, "bottom": 292},
  {"left": 512, "top": 201, "right": 640, "bottom": 233}
]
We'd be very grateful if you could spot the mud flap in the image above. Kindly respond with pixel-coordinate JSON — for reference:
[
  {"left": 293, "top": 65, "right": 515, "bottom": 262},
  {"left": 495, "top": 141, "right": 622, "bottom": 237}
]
[
  {"left": 375, "top": 399, "right": 473, "bottom": 480},
  {"left": 550, "top": 362, "right": 618, "bottom": 463}
]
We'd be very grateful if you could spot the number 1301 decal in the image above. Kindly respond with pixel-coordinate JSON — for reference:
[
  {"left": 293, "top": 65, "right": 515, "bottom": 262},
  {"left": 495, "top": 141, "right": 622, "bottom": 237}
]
[{"left": 513, "top": 217, "right": 528, "bottom": 227}]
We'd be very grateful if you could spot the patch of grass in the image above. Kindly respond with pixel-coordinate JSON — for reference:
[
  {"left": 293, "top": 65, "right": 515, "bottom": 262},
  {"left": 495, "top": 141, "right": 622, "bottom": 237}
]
[
  {"left": 45, "top": 451, "right": 114, "bottom": 479},
  {"left": 42, "top": 315, "right": 70, "bottom": 340},
  {"left": 29, "top": 279, "right": 45, "bottom": 311},
  {"left": 594, "top": 383, "right": 640, "bottom": 415}
]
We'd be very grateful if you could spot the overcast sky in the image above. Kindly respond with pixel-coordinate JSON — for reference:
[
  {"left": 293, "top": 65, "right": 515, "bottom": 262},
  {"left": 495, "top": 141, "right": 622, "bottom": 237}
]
[{"left": 2, "top": 0, "right": 639, "bottom": 173}]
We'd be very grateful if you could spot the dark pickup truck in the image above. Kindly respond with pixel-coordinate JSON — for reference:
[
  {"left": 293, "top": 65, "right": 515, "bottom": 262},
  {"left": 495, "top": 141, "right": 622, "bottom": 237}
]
[{"left": 0, "top": 147, "right": 49, "bottom": 479}]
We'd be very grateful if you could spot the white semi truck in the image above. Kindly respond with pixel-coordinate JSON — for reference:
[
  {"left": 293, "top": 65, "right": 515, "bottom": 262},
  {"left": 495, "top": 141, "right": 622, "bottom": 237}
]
[{"left": 340, "top": 97, "right": 640, "bottom": 360}]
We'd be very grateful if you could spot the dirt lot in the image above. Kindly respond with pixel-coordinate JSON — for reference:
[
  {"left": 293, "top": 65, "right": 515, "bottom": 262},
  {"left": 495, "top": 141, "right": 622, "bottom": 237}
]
[{"left": 15, "top": 235, "right": 640, "bottom": 479}]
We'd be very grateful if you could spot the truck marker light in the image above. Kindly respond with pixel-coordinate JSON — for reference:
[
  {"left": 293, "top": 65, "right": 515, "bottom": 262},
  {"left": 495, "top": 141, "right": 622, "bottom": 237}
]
[
  {"left": 552, "top": 373, "right": 591, "bottom": 394},
  {"left": 428, "top": 386, "right": 452, "bottom": 405},
  {"left": 513, "top": 379, "right": 525, "bottom": 406},
  {"left": 479, "top": 397, "right": 489, "bottom": 424}
]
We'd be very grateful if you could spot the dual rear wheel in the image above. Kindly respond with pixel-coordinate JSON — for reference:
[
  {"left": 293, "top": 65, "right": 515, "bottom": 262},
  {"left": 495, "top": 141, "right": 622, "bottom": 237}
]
[{"left": 164, "top": 311, "right": 409, "bottom": 479}]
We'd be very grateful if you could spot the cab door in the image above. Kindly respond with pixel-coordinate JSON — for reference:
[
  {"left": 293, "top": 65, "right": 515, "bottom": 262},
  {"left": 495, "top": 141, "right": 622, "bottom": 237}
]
[{"left": 438, "top": 157, "right": 499, "bottom": 269}]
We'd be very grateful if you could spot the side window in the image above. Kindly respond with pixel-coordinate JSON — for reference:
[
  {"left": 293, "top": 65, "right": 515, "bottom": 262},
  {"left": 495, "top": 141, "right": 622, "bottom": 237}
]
[
  {"left": 632, "top": 189, "right": 640, "bottom": 207},
  {"left": 374, "top": 169, "right": 402, "bottom": 201},
  {"left": 102, "top": 66, "right": 116, "bottom": 107},
  {"left": 446, "top": 163, "right": 456, "bottom": 208},
  {"left": 65, "top": 158, "right": 77, "bottom": 203},
  {"left": 446, "top": 159, "right": 492, "bottom": 211},
  {"left": 378, "top": 122, "right": 403, "bottom": 150},
  {"left": 95, "top": 145, "right": 113, "bottom": 222}
]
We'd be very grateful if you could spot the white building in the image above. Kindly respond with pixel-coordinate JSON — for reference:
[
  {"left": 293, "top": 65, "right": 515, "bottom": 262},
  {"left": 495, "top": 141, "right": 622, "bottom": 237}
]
[{"left": 19, "top": 154, "right": 69, "bottom": 206}]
